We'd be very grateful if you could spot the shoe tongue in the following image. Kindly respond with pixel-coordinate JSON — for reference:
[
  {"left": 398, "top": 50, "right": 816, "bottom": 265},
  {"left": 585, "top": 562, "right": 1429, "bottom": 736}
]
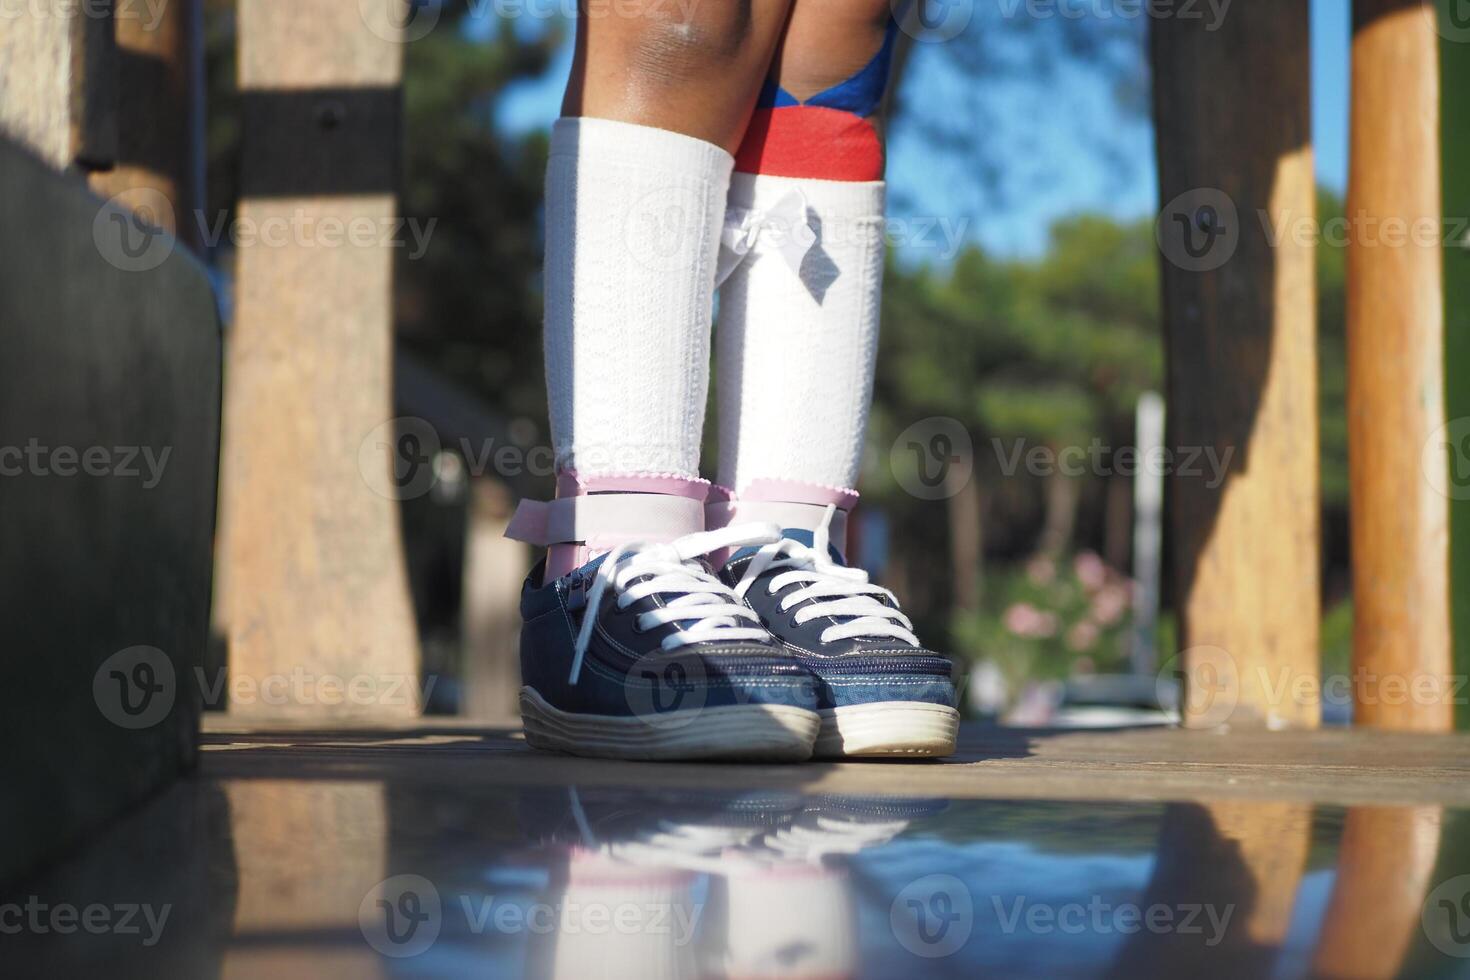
[
  {"left": 725, "top": 528, "right": 847, "bottom": 571},
  {"left": 779, "top": 528, "right": 817, "bottom": 549},
  {"left": 783, "top": 528, "right": 849, "bottom": 566}
]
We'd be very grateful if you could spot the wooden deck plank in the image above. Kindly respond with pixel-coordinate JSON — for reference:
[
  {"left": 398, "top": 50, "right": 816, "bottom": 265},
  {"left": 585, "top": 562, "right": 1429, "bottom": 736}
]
[{"left": 200, "top": 719, "right": 1470, "bottom": 807}]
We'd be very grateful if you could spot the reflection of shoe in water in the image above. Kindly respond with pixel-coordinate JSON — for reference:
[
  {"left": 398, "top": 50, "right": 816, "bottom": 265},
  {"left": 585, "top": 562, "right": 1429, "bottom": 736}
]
[
  {"left": 744, "top": 795, "right": 946, "bottom": 863},
  {"left": 519, "top": 789, "right": 940, "bottom": 980},
  {"left": 702, "top": 799, "right": 940, "bottom": 980},
  {"left": 711, "top": 795, "right": 945, "bottom": 867},
  {"left": 520, "top": 787, "right": 805, "bottom": 980},
  {"left": 519, "top": 786, "right": 805, "bottom": 858},
  {"left": 706, "top": 797, "right": 946, "bottom": 980}
]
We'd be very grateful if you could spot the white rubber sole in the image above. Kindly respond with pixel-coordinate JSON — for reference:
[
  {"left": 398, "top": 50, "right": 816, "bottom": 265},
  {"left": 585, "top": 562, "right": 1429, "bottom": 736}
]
[
  {"left": 519, "top": 687, "right": 820, "bottom": 762},
  {"left": 814, "top": 701, "right": 960, "bottom": 758}
]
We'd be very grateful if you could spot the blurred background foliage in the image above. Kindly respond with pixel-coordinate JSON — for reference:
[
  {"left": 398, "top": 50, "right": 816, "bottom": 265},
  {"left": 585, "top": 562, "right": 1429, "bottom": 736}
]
[{"left": 200, "top": 1, "right": 1356, "bottom": 716}]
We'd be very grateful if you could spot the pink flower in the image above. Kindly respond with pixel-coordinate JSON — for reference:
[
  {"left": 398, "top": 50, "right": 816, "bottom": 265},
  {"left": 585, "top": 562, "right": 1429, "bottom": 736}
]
[
  {"left": 1004, "top": 602, "right": 1059, "bottom": 639},
  {"left": 1091, "top": 583, "right": 1129, "bottom": 626},
  {"left": 1074, "top": 551, "right": 1107, "bottom": 592},
  {"left": 1027, "top": 558, "right": 1056, "bottom": 586},
  {"left": 1066, "top": 621, "right": 1100, "bottom": 652}
]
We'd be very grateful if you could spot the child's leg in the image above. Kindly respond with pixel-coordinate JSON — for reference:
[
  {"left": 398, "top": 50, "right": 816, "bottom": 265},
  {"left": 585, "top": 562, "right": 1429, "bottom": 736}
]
[
  {"left": 513, "top": 2, "right": 825, "bottom": 764},
  {"left": 521, "top": 1, "right": 792, "bottom": 577},
  {"left": 713, "top": 0, "right": 894, "bottom": 555},
  {"left": 712, "top": 5, "right": 960, "bottom": 758}
]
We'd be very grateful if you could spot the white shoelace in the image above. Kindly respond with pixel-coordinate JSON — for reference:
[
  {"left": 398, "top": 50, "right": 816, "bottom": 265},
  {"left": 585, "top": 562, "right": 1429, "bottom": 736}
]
[
  {"left": 568, "top": 522, "right": 784, "bottom": 684},
  {"left": 732, "top": 506, "right": 921, "bottom": 647},
  {"left": 753, "top": 815, "right": 914, "bottom": 862}
]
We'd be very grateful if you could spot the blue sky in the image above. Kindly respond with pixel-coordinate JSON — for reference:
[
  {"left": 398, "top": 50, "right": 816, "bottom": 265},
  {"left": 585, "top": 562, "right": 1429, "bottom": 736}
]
[{"left": 493, "top": 0, "right": 1351, "bottom": 260}]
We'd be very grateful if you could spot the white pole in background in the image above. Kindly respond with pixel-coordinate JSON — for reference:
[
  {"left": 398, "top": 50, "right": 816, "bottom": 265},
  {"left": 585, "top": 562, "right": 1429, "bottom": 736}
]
[{"left": 1132, "top": 391, "right": 1165, "bottom": 676}]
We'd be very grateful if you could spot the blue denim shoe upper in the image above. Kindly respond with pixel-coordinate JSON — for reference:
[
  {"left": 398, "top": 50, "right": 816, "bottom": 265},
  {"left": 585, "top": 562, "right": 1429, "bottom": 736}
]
[
  {"left": 520, "top": 528, "right": 819, "bottom": 723},
  {"left": 720, "top": 527, "right": 956, "bottom": 712}
]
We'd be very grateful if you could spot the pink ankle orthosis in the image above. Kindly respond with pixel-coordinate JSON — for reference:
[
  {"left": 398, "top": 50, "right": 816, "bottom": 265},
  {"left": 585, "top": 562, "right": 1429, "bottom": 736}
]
[
  {"left": 505, "top": 475, "right": 857, "bottom": 580},
  {"left": 705, "top": 479, "right": 857, "bottom": 566},
  {"left": 505, "top": 472, "right": 710, "bottom": 580}
]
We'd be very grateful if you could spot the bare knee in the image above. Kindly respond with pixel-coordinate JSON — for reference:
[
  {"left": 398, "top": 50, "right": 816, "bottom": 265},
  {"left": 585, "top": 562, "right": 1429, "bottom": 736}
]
[{"left": 624, "top": 0, "right": 758, "bottom": 86}]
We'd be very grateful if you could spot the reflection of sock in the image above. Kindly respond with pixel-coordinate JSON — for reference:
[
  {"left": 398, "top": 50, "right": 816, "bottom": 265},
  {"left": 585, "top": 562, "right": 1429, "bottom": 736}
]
[
  {"left": 715, "top": 173, "right": 885, "bottom": 499},
  {"left": 543, "top": 116, "right": 730, "bottom": 479},
  {"left": 530, "top": 849, "right": 699, "bottom": 980},
  {"left": 719, "top": 863, "right": 856, "bottom": 979},
  {"left": 539, "top": 117, "right": 732, "bottom": 575}
]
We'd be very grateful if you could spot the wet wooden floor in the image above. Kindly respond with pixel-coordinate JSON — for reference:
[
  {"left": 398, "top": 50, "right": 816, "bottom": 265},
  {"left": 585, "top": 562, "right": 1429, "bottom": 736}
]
[{"left": 9, "top": 721, "right": 1470, "bottom": 979}]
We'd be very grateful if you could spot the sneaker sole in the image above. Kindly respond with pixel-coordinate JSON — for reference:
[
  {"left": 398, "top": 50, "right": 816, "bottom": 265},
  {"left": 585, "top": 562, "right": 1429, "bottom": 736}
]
[
  {"left": 520, "top": 687, "right": 820, "bottom": 762},
  {"left": 814, "top": 702, "right": 960, "bottom": 758}
]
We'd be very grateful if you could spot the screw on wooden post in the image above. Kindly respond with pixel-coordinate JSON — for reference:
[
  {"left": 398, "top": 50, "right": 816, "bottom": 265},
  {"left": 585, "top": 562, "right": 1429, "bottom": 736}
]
[
  {"left": 1347, "top": 0, "right": 1453, "bottom": 731},
  {"left": 1150, "top": 0, "right": 1321, "bottom": 729},
  {"left": 214, "top": 0, "right": 422, "bottom": 719}
]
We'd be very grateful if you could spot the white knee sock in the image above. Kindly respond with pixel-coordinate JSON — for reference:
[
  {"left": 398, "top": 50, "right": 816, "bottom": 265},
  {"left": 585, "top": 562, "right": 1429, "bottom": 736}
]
[
  {"left": 543, "top": 117, "right": 733, "bottom": 480},
  {"left": 716, "top": 172, "right": 886, "bottom": 497}
]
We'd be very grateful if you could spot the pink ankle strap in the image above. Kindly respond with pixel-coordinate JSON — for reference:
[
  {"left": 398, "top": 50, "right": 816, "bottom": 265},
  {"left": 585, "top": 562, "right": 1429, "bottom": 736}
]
[
  {"left": 508, "top": 472, "right": 713, "bottom": 579},
  {"left": 556, "top": 470, "right": 710, "bottom": 499},
  {"left": 735, "top": 478, "right": 859, "bottom": 509},
  {"left": 705, "top": 480, "right": 857, "bottom": 558},
  {"left": 505, "top": 493, "right": 704, "bottom": 549}
]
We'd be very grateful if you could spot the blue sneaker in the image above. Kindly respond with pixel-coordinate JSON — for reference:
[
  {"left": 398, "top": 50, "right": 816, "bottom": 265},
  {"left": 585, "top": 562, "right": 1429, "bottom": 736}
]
[
  {"left": 518, "top": 525, "right": 822, "bottom": 761},
  {"left": 721, "top": 512, "right": 959, "bottom": 758}
]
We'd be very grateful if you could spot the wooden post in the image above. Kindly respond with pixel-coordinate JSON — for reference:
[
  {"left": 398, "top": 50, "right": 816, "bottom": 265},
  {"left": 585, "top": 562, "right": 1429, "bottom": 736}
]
[
  {"left": 222, "top": 782, "right": 391, "bottom": 977},
  {"left": 1151, "top": 1, "right": 1320, "bottom": 728},
  {"left": 1347, "top": 0, "right": 1452, "bottom": 731},
  {"left": 460, "top": 478, "right": 528, "bottom": 722},
  {"left": 1443, "top": 0, "right": 1470, "bottom": 731},
  {"left": 1310, "top": 806, "right": 1444, "bottom": 978},
  {"left": 88, "top": 0, "right": 203, "bottom": 250},
  {"left": 1106, "top": 801, "right": 1311, "bottom": 976},
  {"left": 215, "top": 0, "right": 421, "bottom": 718},
  {"left": 0, "top": 0, "right": 116, "bottom": 172}
]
